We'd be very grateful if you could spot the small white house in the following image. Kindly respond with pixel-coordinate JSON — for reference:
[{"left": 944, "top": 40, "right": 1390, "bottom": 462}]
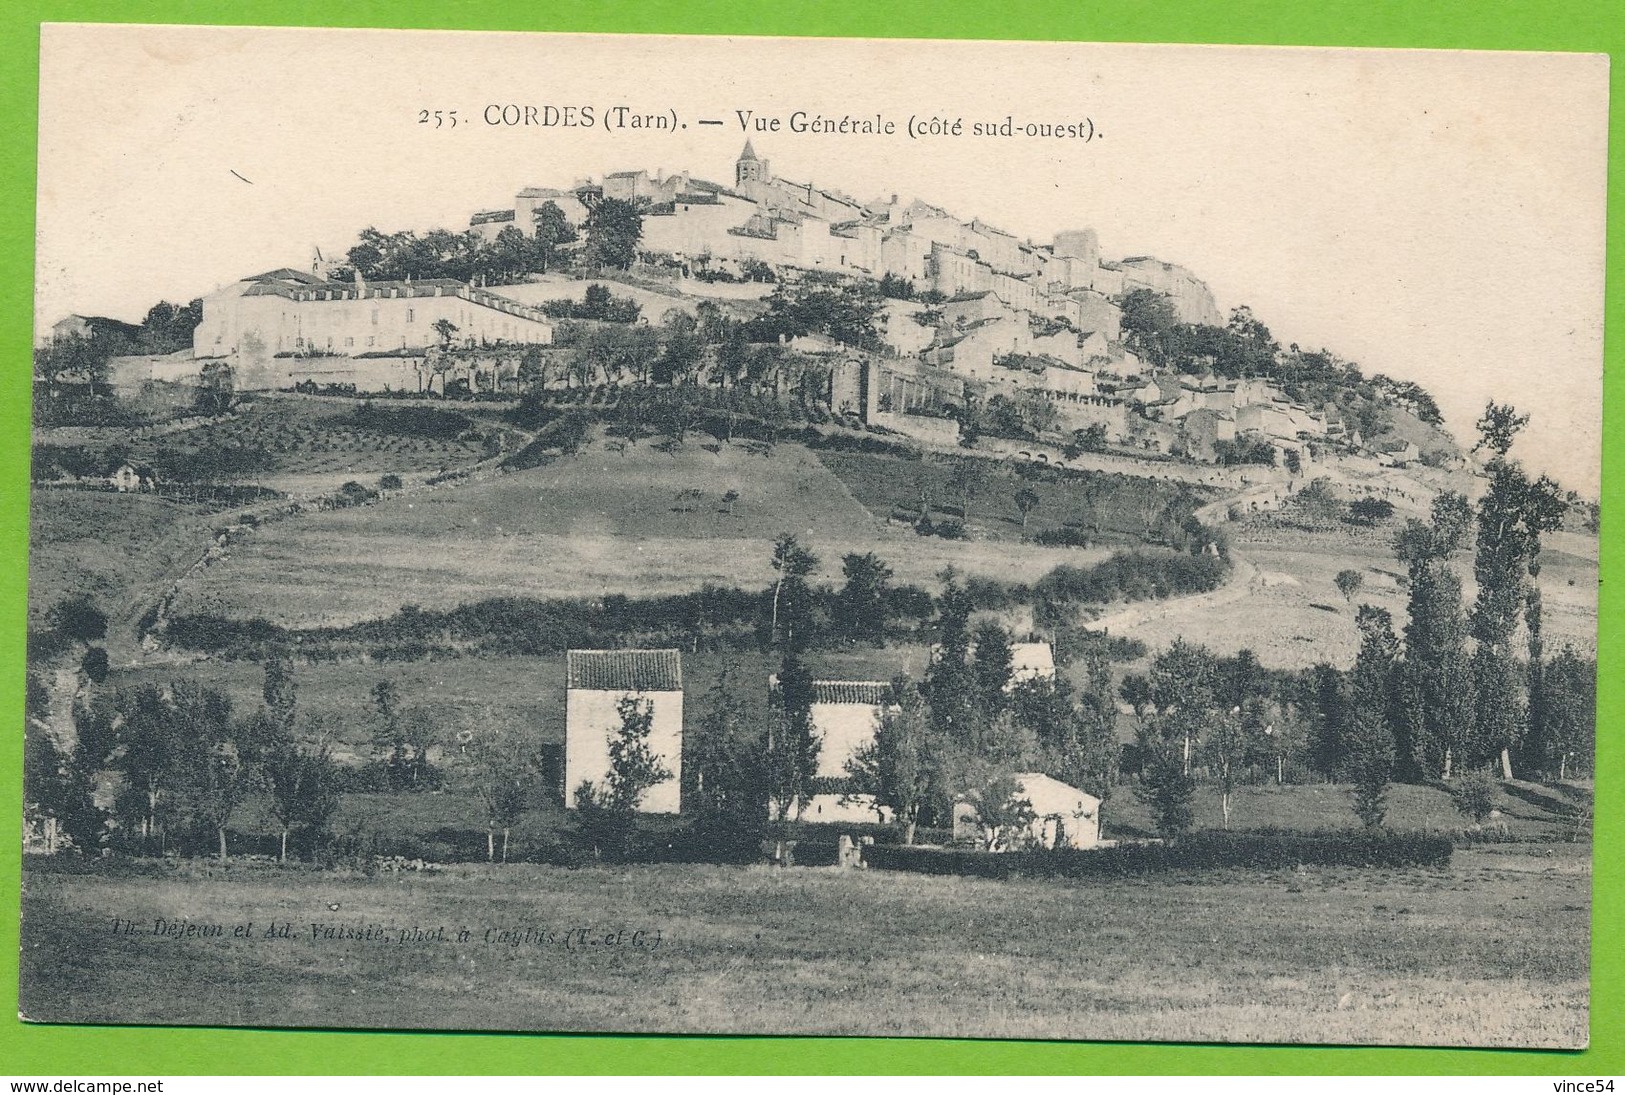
[
  {"left": 1007, "top": 642, "right": 1056, "bottom": 688},
  {"left": 772, "top": 678, "right": 896, "bottom": 824},
  {"left": 108, "top": 462, "right": 153, "bottom": 493},
  {"left": 564, "top": 649, "right": 683, "bottom": 814},
  {"left": 953, "top": 773, "right": 1102, "bottom": 850}
]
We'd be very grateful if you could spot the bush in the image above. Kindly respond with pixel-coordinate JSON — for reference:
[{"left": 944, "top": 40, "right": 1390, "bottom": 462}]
[
  {"left": 347, "top": 402, "right": 473, "bottom": 441},
  {"left": 1032, "top": 526, "right": 1092, "bottom": 548},
  {"left": 1450, "top": 769, "right": 1499, "bottom": 824},
  {"left": 863, "top": 828, "right": 1453, "bottom": 878}
]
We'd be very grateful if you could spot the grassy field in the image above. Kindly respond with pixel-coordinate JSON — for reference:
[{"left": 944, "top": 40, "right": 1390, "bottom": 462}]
[
  {"left": 1111, "top": 513, "right": 1599, "bottom": 670},
  {"left": 18, "top": 844, "right": 1589, "bottom": 1046},
  {"left": 165, "top": 437, "right": 1114, "bottom": 627},
  {"left": 815, "top": 449, "right": 1212, "bottom": 542},
  {"left": 27, "top": 489, "right": 215, "bottom": 654}
]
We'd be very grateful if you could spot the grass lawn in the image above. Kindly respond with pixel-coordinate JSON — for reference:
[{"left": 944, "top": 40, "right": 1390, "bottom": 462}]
[{"left": 18, "top": 844, "right": 1589, "bottom": 1046}]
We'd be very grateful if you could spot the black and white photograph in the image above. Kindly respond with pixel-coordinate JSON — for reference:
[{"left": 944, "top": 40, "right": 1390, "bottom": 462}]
[{"left": 20, "top": 25, "right": 1605, "bottom": 1047}]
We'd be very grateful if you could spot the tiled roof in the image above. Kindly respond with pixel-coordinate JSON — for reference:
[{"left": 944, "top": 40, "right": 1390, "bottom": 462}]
[
  {"left": 567, "top": 649, "right": 683, "bottom": 692},
  {"left": 470, "top": 209, "right": 516, "bottom": 225},
  {"left": 810, "top": 680, "right": 894, "bottom": 706}
]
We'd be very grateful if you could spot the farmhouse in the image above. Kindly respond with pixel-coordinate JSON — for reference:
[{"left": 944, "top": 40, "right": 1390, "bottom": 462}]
[
  {"left": 793, "top": 680, "right": 897, "bottom": 824},
  {"left": 564, "top": 649, "right": 684, "bottom": 814},
  {"left": 50, "top": 313, "right": 144, "bottom": 346},
  {"left": 953, "top": 773, "right": 1102, "bottom": 850},
  {"left": 107, "top": 462, "right": 155, "bottom": 493}
]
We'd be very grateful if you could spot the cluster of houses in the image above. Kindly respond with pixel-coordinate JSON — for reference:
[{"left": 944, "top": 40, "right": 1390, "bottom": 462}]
[
  {"left": 561, "top": 643, "right": 1104, "bottom": 851},
  {"left": 50, "top": 142, "right": 1413, "bottom": 470}
]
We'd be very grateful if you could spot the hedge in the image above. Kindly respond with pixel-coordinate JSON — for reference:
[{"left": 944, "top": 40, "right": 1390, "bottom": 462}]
[{"left": 862, "top": 829, "right": 1453, "bottom": 878}]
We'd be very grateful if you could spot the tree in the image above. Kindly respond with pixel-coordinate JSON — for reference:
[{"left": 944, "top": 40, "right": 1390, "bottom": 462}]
[
  {"left": 195, "top": 360, "right": 235, "bottom": 416},
  {"left": 946, "top": 456, "right": 989, "bottom": 524},
  {"left": 1394, "top": 490, "right": 1477, "bottom": 781},
  {"left": 768, "top": 533, "right": 819, "bottom": 649},
  {"left": 431, "top": 318, "right": 459, "bottom": 349},
  {"left": 765, "top": 651, "right": 821, "bottom": 822},
  {"left": 923, "top": 572, "right": 984, "bottom": 749},
  {"left": 846, "top": 684, "right": 931, "bottom": 842},
  {"left": 1062, "top": 424, "right": 1108, "bottom": 459},
  {"left": 582, "top": 197, "right": 643, "bottom": 271},
  {"left": 32, "top": 697, "right": 119, "bottom": 855},
  {"left": 48, "top": 595, "right": 107, "bottom": 648},
  {"left": 1118, "top": 288, "right": 1180, "bottom": 366},
  {"left": 834, "top": 552, "right": 893, "bottom": 646},
  {"left": 1307, "top": 662, "right": 1347, "bottom": 781},
  {"left": 1537, "top": 647, "right": 1596, "bottom": 779},
  {"left": 1040, "top": 635, "right": 1120, "bottom": 819},
  {"left": 1473, "top": 401, "right": 1530, "bottom": 459},
  {"left": 1334, "top": 569, "right": 1364, "bottom": 605},
  {"left": 1014, "top": 487, "right": 1041, "bottom": 538},
  {"left": 1204, "top": 705, "right": 1248, "bottom": 829},
  {"left": 970, "top": 621, "right": 1015, "bottom": 717},
  {"left": 466, "top": 723, "right": 537, "bottom": 862},
  {"left": 968, "top": 772, "right": 1038, "bottom": 851},
  {"left": 186, "top": 725, "right": 252, "bottom": 860},
  {"left": 599, "top": 696, "right": 673, "bottom": 812},
  {"left": 1346, "top": 606, "right": 1400, "bottom": 828},
  {"left": 530, "top": 201, "right": 577, "bottom": 273},
  {"left": 258, "top": 714, "right": 341, "bottom": 863},
  {"left": 691, "top": 665, "right": 767, "bottom": 835},
  {"left": 1135, "top": 639, "right": 1217, "bottom": 839},
  {"left": 115, "top": 682, "right": 232, "bottom": 854},
  {"left": 370, "top": 680, "right": 411, "bottom": 790},
  {"left": 1467, "top": 405, "right": 1564, "bottom": 778},
  {"left": 574, "top": 696, "right": 673, "bottom": 860},
  {"left": 80, "top": 646, "right": 110, "bottom": 684},
  {"left": 1348, "top": 497, "right": 1395, "bottom": 525}
]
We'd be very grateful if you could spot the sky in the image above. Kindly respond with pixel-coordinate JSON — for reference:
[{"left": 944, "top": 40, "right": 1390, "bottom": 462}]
[{"left": 35, "top": 26, "right": 1609, "bottom": 493}]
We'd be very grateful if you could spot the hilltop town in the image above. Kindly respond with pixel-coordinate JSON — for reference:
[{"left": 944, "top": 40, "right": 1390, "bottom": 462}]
[{"left": 51, "top": 142, "right": 1458, "bottom": 477}]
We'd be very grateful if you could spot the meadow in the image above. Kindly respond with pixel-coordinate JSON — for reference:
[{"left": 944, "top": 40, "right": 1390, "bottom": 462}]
[
  {"left": 165, "top": 437, "right": 1115, "bottom": 627},
  {"left": 1111, "top": 513, "right": 1600, "bottom": 670},
  {"left": 18, "top": 843, "right": 1590, "bottom": 1047},
  {"left": 27, "top": 489, "right": 215, "bottom": 653}
]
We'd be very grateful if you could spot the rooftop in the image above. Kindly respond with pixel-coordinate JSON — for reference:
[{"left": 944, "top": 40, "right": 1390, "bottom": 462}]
[
  {"left": 567, "top": 649, "right": 683, "bottom": 692},
  {"left": 810, "top": 680, "right": 895, "bottom": 706}
]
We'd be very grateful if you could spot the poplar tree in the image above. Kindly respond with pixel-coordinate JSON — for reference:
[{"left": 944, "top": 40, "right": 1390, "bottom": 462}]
[
  {"left": 1346, "top": 606, "right": 1400, "bottom": 828},
  {"left": 1467, "top": 403, "right": 1564, "bottom": 778},
  {"left": 1394, "top": 491, "right": 1475, "bottom": 781}
]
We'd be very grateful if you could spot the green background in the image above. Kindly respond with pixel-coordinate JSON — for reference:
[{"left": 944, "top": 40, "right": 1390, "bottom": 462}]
[{"left": 0, "top": 0, "right": 1617, "bottom": 1076}]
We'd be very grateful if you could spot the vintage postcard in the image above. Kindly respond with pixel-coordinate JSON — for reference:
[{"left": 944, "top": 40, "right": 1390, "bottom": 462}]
[{"left": 21, "top": 25, "right": 1604, "bottom": 1046}]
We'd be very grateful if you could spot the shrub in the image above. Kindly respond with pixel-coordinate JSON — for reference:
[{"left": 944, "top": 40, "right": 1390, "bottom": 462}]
[
  {"left": 1450, "top": 769, "right": 1499, "bottom": 824},
  {"left": 863, "top": 829, "right": 1452, "bottom": 878}
]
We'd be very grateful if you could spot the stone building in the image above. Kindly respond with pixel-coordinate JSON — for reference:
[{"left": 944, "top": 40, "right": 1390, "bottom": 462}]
[{"left": 192, "top": 268, "right": 553, "bottom": 389}]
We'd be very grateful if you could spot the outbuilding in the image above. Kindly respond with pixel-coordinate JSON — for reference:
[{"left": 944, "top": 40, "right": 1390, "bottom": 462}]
[{"left": 564, "top": 649, "right": 684, "bottom": 813}]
